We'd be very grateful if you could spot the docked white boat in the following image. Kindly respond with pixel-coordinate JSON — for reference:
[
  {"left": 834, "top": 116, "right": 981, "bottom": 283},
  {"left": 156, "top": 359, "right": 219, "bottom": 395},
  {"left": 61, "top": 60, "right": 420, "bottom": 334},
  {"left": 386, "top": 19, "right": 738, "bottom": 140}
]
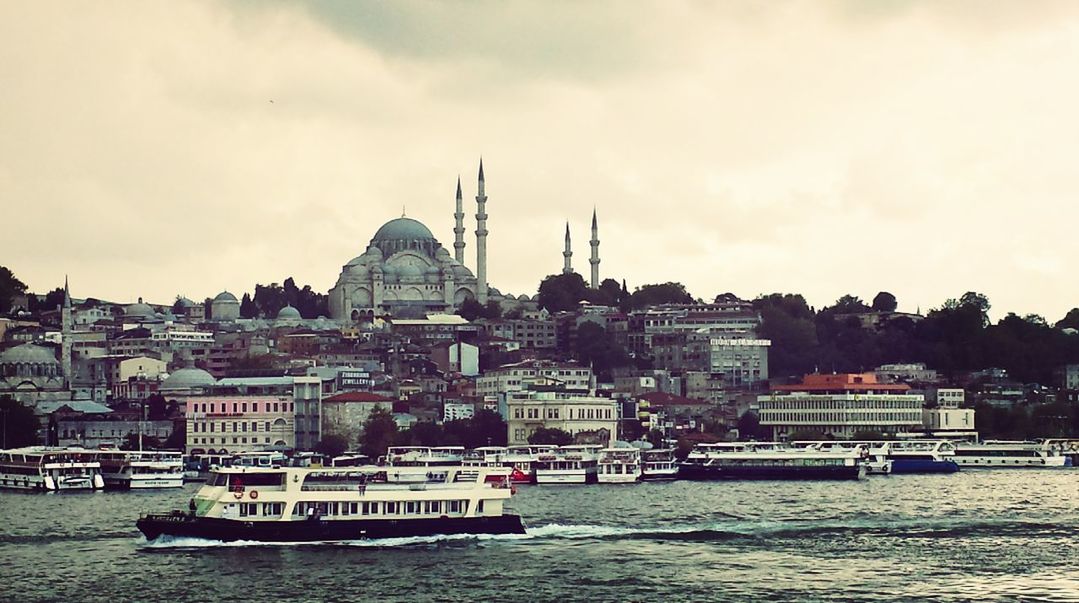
[
  {"left": 596, "top": 448, "right": 642, "bottom": 483},
  {"left": 641, "top": 448, "right": 679, "bottom": 480},
  {"left": 136, "top": 464, "right": 525, "bottom": 542},
  {"left": 534, "top": 445, "right": 601, "bottom": 484},
  {"left": 0, "top": 447, "right": 104, "bottom": 491},
  {"left": 794, "top": 441, "right": 893, "bottom": 475},
  {"left": 953, "top": 441, "right": 1072, "bottom": 468},
  {"left": 679, "top": 442, "right": 867, "bottom": 480},
  {"left": 95, "top": 450, "right": 184, "bottom": 489}
]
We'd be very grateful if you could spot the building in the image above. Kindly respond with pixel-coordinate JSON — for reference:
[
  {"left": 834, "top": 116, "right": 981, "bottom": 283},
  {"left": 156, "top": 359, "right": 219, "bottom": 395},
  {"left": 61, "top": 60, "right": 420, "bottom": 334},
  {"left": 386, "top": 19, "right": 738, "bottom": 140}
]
[
  {"left": 933, "top": 388, "right": 965, "bottom": 409},
  {"left": 430, "top": 341, "right": 479, "bottom": 376},
  {"left": 922, "top": 407, "right": 976, "bottom": 433},
  {"left": 185, "top": 394, "right": 296, "bottom": 454},
  {"left": 476, "top": 360, "right": 593, "bottom": 401},
  {"left": 328, "top": 163, "right": 492, "bottom": 319},
  {"left": 321, "top": 391, "right": 396, "bottom": 446},
  {"left": 443, "top": 402, "right": 476, "bottom": 422},
  {"left": 756, "top": 373, "right": 924, "bottom": 440},
  {"left": 505, "top": 391, "right": 618, "bottom": 446},
  {"left": 875, "top": 363, "right": 939, "bottom": 385}
]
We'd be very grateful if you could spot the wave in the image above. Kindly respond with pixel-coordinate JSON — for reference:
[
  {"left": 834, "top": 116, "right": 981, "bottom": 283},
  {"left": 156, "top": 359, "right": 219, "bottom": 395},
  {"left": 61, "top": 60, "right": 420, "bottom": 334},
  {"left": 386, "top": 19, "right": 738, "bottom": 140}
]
[{"left": 134, "top": 516, "right": 1079, "bottom": 550}]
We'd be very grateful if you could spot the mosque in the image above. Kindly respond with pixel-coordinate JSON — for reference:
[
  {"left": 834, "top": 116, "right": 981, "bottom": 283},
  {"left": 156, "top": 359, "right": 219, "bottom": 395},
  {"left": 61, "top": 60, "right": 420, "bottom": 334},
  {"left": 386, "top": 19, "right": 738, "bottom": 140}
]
[{"left": 328, "top": 161, "right": 602, "bottom": 320}]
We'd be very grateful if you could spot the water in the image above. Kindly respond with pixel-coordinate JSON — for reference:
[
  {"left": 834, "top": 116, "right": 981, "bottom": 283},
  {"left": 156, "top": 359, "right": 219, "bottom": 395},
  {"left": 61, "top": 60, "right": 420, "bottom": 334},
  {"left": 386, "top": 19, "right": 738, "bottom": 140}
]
[{"left": 1, "top": 471, "right": 1078, "bottom": 602}]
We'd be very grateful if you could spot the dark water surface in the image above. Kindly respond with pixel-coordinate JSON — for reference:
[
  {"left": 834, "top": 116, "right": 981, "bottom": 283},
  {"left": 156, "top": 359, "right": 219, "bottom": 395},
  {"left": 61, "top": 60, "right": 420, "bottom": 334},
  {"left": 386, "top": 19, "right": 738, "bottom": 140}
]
[{"left": 1, "top": 471, "right": 1077, "bottom": 602}]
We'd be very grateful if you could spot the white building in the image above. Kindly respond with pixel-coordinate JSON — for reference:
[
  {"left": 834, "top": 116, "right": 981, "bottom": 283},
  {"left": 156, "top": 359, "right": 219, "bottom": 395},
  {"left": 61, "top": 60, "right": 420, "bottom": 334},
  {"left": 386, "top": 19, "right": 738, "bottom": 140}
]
[
  {"left": 709, "top": 337, "right": 770, "bottom": 387},
  {"left": 505, "top": 391, "right": 618, "bottom": 446},
  {"left": 934, "top": 388, "right": 965, "bottom": 409},
  {"left": 476, "top": 360, "right": 593, "bottom": 400},
  {"left": 757, "top": 373, "right": 924, "bottom": 439},
  {"left": 922, "top": 407, "right": 975, "bottom": 432}
]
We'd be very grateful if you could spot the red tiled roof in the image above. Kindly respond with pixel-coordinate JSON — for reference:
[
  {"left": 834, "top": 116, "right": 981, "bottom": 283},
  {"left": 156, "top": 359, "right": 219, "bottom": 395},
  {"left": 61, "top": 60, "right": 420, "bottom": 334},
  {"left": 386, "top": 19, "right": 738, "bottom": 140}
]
[{"left": 324, "top": 391, "right": 394, "bottom": 403}]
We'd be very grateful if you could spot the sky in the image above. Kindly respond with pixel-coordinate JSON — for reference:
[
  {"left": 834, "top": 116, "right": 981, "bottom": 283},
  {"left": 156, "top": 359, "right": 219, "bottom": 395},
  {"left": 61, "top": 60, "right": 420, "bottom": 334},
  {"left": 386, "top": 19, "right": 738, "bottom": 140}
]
[{"left": 3, "top": 1, "right": 1079, "bottom": 322}]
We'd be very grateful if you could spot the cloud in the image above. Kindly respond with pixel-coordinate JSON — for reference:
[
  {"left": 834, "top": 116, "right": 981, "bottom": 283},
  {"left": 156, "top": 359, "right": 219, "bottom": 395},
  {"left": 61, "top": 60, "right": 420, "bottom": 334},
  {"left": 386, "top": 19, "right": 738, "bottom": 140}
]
[{"left": 3, "top": 1, "right": 1079, "bottom": 320}]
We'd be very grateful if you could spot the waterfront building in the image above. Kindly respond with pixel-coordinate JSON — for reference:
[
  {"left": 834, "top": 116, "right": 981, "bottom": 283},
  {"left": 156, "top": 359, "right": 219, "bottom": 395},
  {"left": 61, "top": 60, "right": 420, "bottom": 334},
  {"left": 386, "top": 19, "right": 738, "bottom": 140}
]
[
  {"left": 184, "top": 393, "right": 296, "bottom": 455},
  {"left": 476, "top": 359, "right": 593, "bottom": 401},
  {"left": 756, "top": 373, "right": 924, "bottom": 440},
  {"left": 505, "top": 391, "right": 618, "bottom": 446}
]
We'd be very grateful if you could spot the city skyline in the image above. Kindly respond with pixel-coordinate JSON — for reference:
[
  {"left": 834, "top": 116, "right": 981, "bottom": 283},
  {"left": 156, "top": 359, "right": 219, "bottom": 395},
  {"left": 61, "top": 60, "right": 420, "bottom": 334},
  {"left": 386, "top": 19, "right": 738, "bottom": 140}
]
[{"left": 4, "top": 2, "right": 1079, "bottom": 321}]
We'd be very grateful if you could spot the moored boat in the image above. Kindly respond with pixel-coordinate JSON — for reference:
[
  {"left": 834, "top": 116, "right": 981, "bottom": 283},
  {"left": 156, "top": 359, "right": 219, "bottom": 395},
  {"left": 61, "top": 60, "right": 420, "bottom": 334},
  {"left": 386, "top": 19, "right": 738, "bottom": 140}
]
[
  {"left": 95, "top": 450, "right": 184, "bottom": 489},
  {"left": 678, "top": 442, "right": 867, "bottom": 480},
  {"left": 953, "top": 441, "right": 1072, "bottom": 468},
  {"left": 136, "top": 464, "right": 525, "bottom": 543},
  {"left": 0, "top": 447, "right": 105, "bottom": 491},
  {"left": 641, "top": 448, "right": 679, "bottom": 480},
  {"left": 596, "top": 447, "right": 642, "bottom": 483},
  {"left": 534, "top": 445, "right": 601, "bottom": 484}
]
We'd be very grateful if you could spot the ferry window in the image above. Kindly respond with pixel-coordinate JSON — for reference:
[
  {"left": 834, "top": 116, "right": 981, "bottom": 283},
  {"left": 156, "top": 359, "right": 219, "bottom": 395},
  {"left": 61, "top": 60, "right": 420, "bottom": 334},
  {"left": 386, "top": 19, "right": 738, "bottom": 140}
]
[
  {"left": 477, "top": 500, "right": 484, "bottom": 513},
  {"left": 405, "top": 501, "right": 418, "bottom": 514}
]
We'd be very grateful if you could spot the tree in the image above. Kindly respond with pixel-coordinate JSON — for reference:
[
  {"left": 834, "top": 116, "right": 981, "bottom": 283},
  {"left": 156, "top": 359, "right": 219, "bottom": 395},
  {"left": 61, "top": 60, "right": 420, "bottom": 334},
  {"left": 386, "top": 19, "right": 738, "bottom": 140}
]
[
  {"left": 736, "top": 411, "right": 768, "bottom": 441},
  {"left": 753, "top": 294, "right": 819, "bottom": 377},
  {"left": 593, "top": 278, "right": 623, "bottom": 307},
  {"left": 239, "top": 293, "right": 258, "bottom": 319},
  {"left": 360, "top": 407, "right": 399, "bottom": 459},
  {"left": 527, "top": 427, "right": 573, "bottom": 446},
  {"left": 228, "top": 354, "right": 279, "bottom": 372},
  {"left": 871, "top": 292, "right": 898, "bottom": 313},
  {"left": 121, "top": 433, "right": 163, "bottom": 450},
  {"left": 314, "top": 434, "right": 350, "bottom": 458},
  {"left": 0, "top": 396, "right": 39, "bottom": 448},
  {"left": 0, "top": 266, "right": 27, "bottom": 314},
  {"left": 537, "top": 272, "right": 590, "bottom": 313},
  {"left": 575, "top": 321, "right": 630, "bottom": 381},
  {"left": 627, "top": 282, "right": 694, "bottom": 310},
  {"left": 823, "top": 294, "right": 870, "bottom": 315},
  {"left": 171, "top": 297, "right": 186, "bottom": 316},
  {"left": 1055, "top": 308, "right": 1079, "bottom": 330}
]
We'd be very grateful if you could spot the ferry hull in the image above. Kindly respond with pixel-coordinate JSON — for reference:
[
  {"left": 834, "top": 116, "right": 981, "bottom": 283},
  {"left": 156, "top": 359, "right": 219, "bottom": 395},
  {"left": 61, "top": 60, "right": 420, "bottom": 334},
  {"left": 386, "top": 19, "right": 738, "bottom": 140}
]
[
  {"left": 137, "top": 512, "right": 526, "bottom": 543},
  {"left": 955, "top": 457, "right": 1070, "bottom": 468},
  {"left": 889, "top": 459, "right": 959, "bottom": 474},
  {"left": 678, "top": 464, "right": 864, "bottom": 480}
]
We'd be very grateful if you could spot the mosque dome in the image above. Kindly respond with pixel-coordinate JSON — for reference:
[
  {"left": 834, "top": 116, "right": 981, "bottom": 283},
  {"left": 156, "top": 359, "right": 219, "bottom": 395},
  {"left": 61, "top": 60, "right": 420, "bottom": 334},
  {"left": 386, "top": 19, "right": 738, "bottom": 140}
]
[
  {"left": 0, "top": 343, "right": 59, "bottom": 366},
  {"left": 124, "top": 298, "right": 155, "bottom": 319},
  {"left": 160, "top": 367, "right": 216, "bottom": 391},
  {"left": 277, "top": 305, "right": 301, "bottom": 320},
  {"left": 214, "top": 291, "right": 238, "bottom": 303},
  {"left": 372, "top": 218, "right": 435, "bottom": 243},
  {"left": 397, "top": 263, "right": 423, "bottom": 278}
]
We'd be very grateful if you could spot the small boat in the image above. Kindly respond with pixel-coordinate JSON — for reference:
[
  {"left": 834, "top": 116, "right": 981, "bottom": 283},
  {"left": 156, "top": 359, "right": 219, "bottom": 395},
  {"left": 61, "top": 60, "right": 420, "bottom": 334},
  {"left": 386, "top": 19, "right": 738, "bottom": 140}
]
[
  {"left": 869, "top": 441, "right": 959, "bottom": 474},
  {"left": 596, "top": 448, "right": 642, "bottom": 484},
  {"left": 678, "top": 442, "right": 867, "bottom": 480},
  {"left": 136, "top": 464, "right": 525, "bottom": 543}
]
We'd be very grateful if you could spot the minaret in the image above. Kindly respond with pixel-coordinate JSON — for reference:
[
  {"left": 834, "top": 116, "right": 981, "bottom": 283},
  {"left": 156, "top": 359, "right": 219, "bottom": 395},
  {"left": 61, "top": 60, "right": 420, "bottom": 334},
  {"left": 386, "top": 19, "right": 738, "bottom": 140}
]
[
  {"left": 61, "top": 276, "right": 72, "bottom": 389},
  {"left": 589, "top": 208, "right": 600, "bottom": 288},
  {"left": 562, "top": 223, "right": 573, "bottom": 274},
  {"left": 475, "top": 159, "right": 488, "bottom": 304},
  {"left": 453, "top": 176, "right": 466, "bottom": 264}
]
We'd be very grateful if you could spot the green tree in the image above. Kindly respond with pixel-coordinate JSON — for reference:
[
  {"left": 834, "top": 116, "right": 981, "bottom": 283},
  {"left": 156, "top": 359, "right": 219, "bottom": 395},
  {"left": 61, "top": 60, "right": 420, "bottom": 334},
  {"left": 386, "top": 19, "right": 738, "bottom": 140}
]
[
  {"left": 754, "top": 293, "right": 819, "bottom": 377},
  {"left": 575, "top": 321, "right": 630, "bottom": 381},
  {"left": 1, "top": 396, "right": 40, "bottom": 448},
  {"left": 360, "top": 407, "right": 399, "bottom": 459},
  {"left": 871, "top": 292, "right": 898, "bottom": 313},
  {"left": 0, "top": 266, "right": 27, "bottom": 314},
  {"left": 527, "top": 427, "right": 573, "bottom": 446},
  {"left": 537, "top": 272, "right": 590, "bottom": 313},
  {"left": 314, "top": 434, "right": 350, "bottom": 458},
  {"left": 627, "top": 282, "right": 694, "bottom": 310},
  {"left": 822, "top": 294, "right": 870, "bottom": 315},
  {"left": 1055, "top": 308, "right": 1079, "bottom": 330},
  {"left": 736, "top": 410, "right": 768, "bottom": 441}
]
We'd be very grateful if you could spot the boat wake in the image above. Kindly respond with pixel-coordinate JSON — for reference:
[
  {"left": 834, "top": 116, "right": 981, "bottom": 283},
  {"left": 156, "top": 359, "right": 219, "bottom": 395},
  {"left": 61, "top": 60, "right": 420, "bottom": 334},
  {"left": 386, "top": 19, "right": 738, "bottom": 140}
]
[{"left": 137, "top": 515, "right": 1079, "bottom": 550}]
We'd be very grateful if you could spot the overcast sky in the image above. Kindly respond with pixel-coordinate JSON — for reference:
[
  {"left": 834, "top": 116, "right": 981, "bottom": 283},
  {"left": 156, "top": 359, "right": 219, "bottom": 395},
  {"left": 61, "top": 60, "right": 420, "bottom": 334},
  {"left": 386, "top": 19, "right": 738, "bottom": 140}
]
[{"left": 3, "top": 1, "right": 1078, "bottom": 321}]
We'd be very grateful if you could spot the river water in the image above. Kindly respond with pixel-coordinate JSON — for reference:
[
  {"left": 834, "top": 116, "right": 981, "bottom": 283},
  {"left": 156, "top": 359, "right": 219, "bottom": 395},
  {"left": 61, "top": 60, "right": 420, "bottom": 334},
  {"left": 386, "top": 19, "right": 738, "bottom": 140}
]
[{"left": 1, "top": 470, "right": 1077, "bottom": 602}]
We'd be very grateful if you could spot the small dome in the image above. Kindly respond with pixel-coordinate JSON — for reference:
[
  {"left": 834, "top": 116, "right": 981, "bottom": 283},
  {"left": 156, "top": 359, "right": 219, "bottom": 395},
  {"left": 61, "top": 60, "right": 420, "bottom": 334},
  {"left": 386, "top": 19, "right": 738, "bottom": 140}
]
[
  {"left": 371, "top": 218, "right": 435, "bottom": 243},
  {"left": 397, "top": 264, "right": 423, "bottom": 278},
  {"left": 175, "top": 297, "right": 195, "bottom": 308},
  {"left": 518, "top": 294, "right": 530, "bottom": 301},
  {"left": 160, "top": 367, "right": 216, "bottom": 391},
  {"left": 214, "top": 291, "right": 238, "bottom": 303},
  {"left": 452, "top": 264, "right": 474, "bottom": 278},
  {"left": 489, "top": 287, "right": 502, "bottom": 297},
  {"left": 435, "top": 247, "right": 451, "bottom": 260},
  {"left": 125, "top": 298, "right": 155, "bottom": 318},
  {"left": 0, "top": 343, "right": 59, "bottom": 366},
  {"left": 277, "top": 305, "right": 301, "bottom": 320}
]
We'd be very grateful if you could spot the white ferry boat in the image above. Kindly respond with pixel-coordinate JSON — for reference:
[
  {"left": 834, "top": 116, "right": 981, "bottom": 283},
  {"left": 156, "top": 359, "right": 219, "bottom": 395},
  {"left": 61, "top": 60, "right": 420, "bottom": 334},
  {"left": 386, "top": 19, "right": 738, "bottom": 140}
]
[
  {"left": 641, "top": 448, "right": 679, "bottom": 480},
  {"left": 136, "top": 464, "right": 525, "bottom": 542},
  {"left": 534, "top": 445, "right": 601, "bottom": 484},
  {"left": 95, "top": 450, "right": 184, "bottom": 489},
  {"left": 596, "top": 448, "right": 642, "bottom": 483},
  {"left": 679, "top": 442, "right": 867, "bottom": 480},
  {"left": 953, "top": 441, "right": 1072, "bottom": 468},
  {"left": 0, "top": 447, "right": 105, "bottom": 491},
  {"left": 864, "top": 440, "right": 959, "bottom": 474}
]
